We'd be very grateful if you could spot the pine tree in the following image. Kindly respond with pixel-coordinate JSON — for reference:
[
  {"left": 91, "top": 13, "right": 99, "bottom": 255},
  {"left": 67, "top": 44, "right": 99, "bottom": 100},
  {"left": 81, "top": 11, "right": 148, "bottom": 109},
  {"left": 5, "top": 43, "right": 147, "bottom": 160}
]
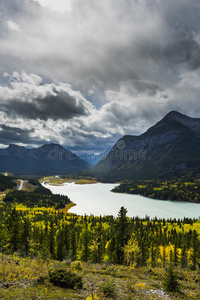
[
  {"left": 20, "top": 217, "right": 31, "bottom": 256},
  {"left": 140, "top": 236, "right": 148, "bottom": 266},
  {"left": 64, "top": 223, "right": 70, "bottom": 256},
  {"left": 70, "top": 227, "right": 77, "bottom": 261},
  {"left": 49, "top": 219, "right": 55, "bottom": 258},
  {"left": 107, "top": 236, "right": 118, "bottom": 264},
  {"left": 80, "top": 222, "right": 90, "bottom": 262},
  {"left": 173, "top": 242, "right": 179, "bottom": 266},
  {"left": 163, "top": 264, "right": 180, "bottom": 292},
  {"left": 169, "top": 249, "right": 173, "bottom": 264},
  {"left": 150, "top": 243, "right": 156, "bottom": 268},
  {"left": 117, "top": 206, "right": 128, "bottom": 245},
  {"left": 6, "top": 207, "right": 21, "bottom": 253},
  {"left": 190, "top": 230, "right": 198, "bottom": 270},
  {"left": 180, "top": 244, "right": 188, "bottom": 269},
  {"left": 116, "top": 206, "right": 128, "bottom": 263},
  {"left": 56, "top": 228, "right": 66, "bottom": 261},
  {"left": 38, "top": 228, "right": 50, "bottom": 258}
]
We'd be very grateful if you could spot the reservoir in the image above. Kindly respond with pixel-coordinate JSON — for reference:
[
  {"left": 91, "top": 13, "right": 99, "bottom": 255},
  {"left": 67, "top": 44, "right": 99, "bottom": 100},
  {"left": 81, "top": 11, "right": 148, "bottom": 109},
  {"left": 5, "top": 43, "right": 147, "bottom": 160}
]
[{"left": 43, "top": 182, "right": 200, "bottom": 219}]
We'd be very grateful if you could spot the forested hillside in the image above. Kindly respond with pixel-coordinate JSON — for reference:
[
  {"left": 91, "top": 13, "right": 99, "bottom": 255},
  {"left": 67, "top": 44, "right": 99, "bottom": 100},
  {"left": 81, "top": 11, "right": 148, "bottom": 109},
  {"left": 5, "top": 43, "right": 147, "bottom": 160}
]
[
  {"left": 0, "top": 174, "right": 16, "bottom": 192},
  {"left": 0, "top": 205, "right": 199, "bottom": 269},
  {"left": 1, "top": 177, "right": 200, "bottom": 299},
  {"left": 4, "top": 187, "right": 70, "bottom": 209},
  {"left": 0, "top": 199, "right": 200, "bottom": 298},
  {"left": 113, "top": 178, "right": 200, "bottom": 203}
]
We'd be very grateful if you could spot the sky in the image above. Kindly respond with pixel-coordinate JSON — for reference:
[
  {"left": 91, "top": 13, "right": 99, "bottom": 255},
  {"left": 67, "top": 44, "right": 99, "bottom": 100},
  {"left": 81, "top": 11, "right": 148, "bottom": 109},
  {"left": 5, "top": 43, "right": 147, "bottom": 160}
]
[{"left": 0, "top": 0, "right": 200, "bottom": 151}]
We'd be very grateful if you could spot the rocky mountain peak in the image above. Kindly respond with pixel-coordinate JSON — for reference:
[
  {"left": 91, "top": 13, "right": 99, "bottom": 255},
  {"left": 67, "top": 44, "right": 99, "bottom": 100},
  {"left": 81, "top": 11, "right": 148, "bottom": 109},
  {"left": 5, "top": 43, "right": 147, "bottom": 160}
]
[
  {"left": 8, "top": 144, "right": 27, "bottom": 150},
  {"left": 151, "top": 111, "right": 200, "bottom": 134},
  {"left": 91, "top": 110, "right": 200, "bottom": 181}
]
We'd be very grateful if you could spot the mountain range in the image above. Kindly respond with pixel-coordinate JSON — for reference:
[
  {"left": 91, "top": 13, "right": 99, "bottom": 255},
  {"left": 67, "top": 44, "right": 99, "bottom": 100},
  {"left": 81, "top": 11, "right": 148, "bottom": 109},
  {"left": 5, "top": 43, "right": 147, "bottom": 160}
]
[
  {"left": 0, "top": 143, "right": 91, "bottom": 175},
  {"left": 1, "top": 110, "right": 200, "bottom": 179},
  {"left": 89, "top": 111, "right": 200, "bottom": 181}
]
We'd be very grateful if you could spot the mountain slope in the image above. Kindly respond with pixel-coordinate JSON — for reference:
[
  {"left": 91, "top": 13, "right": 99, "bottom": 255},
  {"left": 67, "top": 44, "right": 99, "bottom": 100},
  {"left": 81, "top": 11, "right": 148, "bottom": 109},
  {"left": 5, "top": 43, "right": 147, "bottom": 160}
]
[
  {"left": 0, "top": 143, "right": 91, "bottom": 175},
  {"left": 90, "top": 111, "right": 200, "bottom": 181}
]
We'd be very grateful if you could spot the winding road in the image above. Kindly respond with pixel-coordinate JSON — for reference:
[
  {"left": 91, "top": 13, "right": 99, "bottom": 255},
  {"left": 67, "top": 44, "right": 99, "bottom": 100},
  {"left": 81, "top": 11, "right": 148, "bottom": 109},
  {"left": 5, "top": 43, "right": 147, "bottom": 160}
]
[{"left": 17, "top": 180, "right": 24, "bottom": 191}]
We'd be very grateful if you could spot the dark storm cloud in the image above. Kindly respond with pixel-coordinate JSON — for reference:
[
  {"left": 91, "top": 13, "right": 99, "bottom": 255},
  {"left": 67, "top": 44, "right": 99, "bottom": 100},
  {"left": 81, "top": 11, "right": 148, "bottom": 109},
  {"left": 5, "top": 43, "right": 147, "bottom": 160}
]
[
  {"left": 1, "top": 0, "right": 200, "bottom": 149},
  {"left": 1, "top": 0, "right": 200, "bottom": 94},
  {"left": 4, "top": 91, "right": 91, "bottom": 120},
  {"left": 1, "top": 0, "right": 200, "bottom": 87},
  {"left": 0, "top": 124, "right": 39, "bottom": 145},
  {"left": 132, "top": 0, "right": 200, "bottom": 71},
  {"left": 0, "top": 72, "right": 93, "bottom": 121}
]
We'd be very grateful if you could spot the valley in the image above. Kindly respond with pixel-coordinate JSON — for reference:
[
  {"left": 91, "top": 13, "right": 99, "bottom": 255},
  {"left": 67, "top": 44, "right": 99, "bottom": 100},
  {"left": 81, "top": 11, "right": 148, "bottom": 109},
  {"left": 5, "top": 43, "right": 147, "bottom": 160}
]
[
  {"left": 1, "top": 111, "right": 200, "bottom": 299},
  {"left": 1, "top": 0, "right": 199, "bottom": 298}
]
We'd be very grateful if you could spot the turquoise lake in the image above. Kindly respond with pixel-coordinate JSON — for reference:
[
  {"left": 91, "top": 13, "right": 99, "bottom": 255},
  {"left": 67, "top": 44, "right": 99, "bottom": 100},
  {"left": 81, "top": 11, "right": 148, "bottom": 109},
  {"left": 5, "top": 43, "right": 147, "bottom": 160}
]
[{"left": 43, "top": 182, "right": 200, "bottom": 219}]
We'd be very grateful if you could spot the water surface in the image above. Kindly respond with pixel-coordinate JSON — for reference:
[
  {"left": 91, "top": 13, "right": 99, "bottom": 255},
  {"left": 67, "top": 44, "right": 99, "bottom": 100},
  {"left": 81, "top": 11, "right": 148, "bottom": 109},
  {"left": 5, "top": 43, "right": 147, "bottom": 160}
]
[{"left": 43, "top": 182, "right": 200, "bottom": 219}]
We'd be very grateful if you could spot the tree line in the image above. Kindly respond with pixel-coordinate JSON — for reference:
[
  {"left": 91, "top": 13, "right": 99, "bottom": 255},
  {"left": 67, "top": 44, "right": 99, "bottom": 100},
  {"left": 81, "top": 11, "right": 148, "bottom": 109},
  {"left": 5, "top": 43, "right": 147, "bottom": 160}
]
[
  {"left": 0, "top": 204, "right": 199, "bottom": 271},
  {"left": 0, "top": 174, "right": 16, "bottom": 192},
  {"left": 113, "top": 179, "right": 200, "bottom": 203},
  {"left": 4, "top": 186, "right": 70, "bottom": 209}
]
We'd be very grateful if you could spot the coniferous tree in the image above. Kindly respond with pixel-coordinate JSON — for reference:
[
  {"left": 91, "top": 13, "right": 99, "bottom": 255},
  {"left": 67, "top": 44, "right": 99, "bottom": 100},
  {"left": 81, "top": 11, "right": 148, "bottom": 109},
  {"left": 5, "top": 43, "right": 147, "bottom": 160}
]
[
  {"left": 107, "top": 236, "right": 118, "bottom": 264},
  {"left": 190, "top": 230, "right": 199, "bottom": 270},
  {"left": 180, "top": 244, "right": 188, "bottom": 269},
  {"left": 173, "top": 241, "right": 179, "bottom": 266},
  {"left": 56, "top": 228, "right": 66, "bottom": 261},
  {"left": 117, "top": 207, "right": 128, "bottom": 246},
  {"left": 70, "top": 227, "right": 77, "bottom": 261},
  {"left": 162, "top": 246, "right": 167, "bottom": 268},
  {"left": 169, "top": 249, "right": 173, "bottom": 264},
  {"left": 20, "top": 217, "right": 31, "bottom": 256},
  {"left": 49, "top": 219, "right": 55, "bottom": 258},
  {"left": 163, "top": 264, "right": 180, "bottom": 292},
  {"left": 64, "top": 223, "right": 70, "bottom": 256},
  {"left": 116, "top": 206, "right": 128, "bottom": 263},
  {"left": 6, "top": 207, "right": 21, "bottom": 253},
  {"left": 38, "top": 229, "right": 46, "bottom": 257},
  {"left": 150, "top": 243, "right": 156, "bottom": 267},
  {"left": 80, "top": 222, "right": 90, "bottom": 262},
  {"left": 140, "top": 237, "right": 148, "bottom": 266}
]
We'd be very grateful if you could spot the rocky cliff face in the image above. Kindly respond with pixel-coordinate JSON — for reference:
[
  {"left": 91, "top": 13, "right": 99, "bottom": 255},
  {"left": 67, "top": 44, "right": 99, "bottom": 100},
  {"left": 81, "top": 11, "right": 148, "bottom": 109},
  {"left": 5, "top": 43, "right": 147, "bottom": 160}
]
[{"left": 91, "top": 111, "right": 200, "bottom": 180}]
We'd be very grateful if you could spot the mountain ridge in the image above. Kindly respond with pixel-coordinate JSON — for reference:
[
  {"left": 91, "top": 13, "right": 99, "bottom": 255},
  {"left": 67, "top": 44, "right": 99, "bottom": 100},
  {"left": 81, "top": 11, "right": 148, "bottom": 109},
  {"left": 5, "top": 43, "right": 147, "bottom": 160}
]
[
  {"left": 0, "top": 143, "right": 91, "bottom": 175},
  {"left": 88, "top": 111, "right": 200, "bottom": 181},
  {"left": 148, "top": 110, "right": 200, "bottom": 134}
]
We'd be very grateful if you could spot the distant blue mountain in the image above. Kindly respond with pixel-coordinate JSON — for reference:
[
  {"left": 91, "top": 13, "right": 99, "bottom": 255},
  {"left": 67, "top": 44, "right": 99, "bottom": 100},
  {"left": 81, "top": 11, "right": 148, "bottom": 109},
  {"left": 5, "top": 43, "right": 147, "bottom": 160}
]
[
  {"left": 0, "top": 143, "right": 91, "bottom": 175},
  {"left": 72, "top": 149, "right": 110, "bottom": 166}
]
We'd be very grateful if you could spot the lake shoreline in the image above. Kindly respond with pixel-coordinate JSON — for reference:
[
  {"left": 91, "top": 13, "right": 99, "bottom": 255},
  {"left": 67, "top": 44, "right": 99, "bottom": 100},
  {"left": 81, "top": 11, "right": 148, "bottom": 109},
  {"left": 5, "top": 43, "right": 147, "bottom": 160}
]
[
  {"left": 42, "top": 182, "right": 200, "bottom": 219},
  {"left": 45, "top": 180, "right": 200, "bottom": 205},
  {"left": 112, "top": 189, "right": 200, "bottom": 204}
]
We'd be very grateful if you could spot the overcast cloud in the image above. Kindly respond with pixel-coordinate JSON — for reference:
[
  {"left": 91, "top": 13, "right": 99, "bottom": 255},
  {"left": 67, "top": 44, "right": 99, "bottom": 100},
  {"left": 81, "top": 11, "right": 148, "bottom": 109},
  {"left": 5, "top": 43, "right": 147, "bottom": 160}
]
[{"left": 0, "top": 0, "right": 200, "bottom": 150}]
